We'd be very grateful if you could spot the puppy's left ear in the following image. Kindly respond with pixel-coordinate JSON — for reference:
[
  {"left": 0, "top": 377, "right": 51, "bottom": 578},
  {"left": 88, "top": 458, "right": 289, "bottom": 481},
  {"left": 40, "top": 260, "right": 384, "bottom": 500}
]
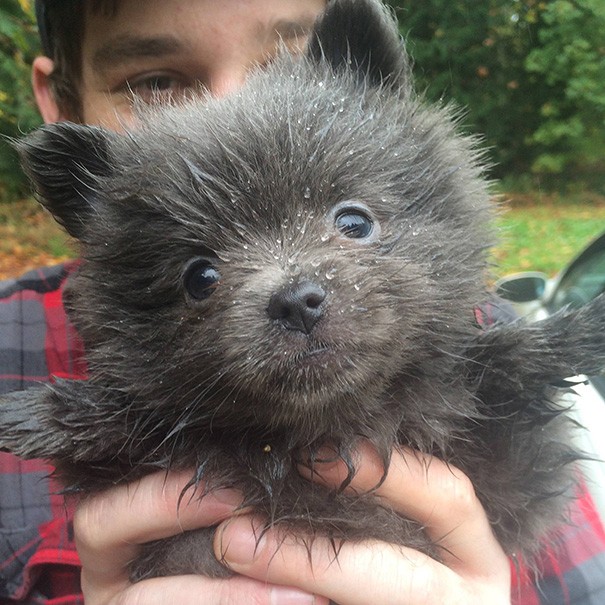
[
  {"left": 16, "top": 122, "right": 115, "bottom": 240},
  {"left": 307, "top": 0, "right": 410, "bottom": 90}
]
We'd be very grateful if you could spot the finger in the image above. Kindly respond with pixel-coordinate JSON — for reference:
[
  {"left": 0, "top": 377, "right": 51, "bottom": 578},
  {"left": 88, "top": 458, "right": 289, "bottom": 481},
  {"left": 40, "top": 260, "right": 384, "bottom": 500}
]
[
  {"left": 86, "top": 573, "right": 325, "bottom": 605},
  {"left": 75, "top": 470, "right": 243, "bottom": 579},
  {"left": 298, "top": 443, "right": 508, "bottom": 577},
  {"left": 215, "top": 516, "right": 510, "bottom": 605}
]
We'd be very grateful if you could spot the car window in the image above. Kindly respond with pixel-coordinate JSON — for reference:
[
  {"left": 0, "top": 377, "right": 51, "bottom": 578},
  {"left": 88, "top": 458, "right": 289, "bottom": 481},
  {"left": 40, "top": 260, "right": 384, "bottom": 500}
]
[{"left": 549, "top": 239, "right": 605, "bottom": 311}]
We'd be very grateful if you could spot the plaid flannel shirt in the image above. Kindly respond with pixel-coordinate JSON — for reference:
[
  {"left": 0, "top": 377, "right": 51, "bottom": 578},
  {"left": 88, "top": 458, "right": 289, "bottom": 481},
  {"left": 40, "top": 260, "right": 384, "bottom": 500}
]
[
  {"left": 0, "top": 263, "right": 604, "bottom": 604},
  {"left": 0, "top": 263, "right": 84, "bottom": 604}
]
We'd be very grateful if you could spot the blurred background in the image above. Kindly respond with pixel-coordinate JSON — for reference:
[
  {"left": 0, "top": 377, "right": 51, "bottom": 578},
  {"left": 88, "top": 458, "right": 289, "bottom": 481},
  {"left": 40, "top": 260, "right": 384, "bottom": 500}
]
[{"left": 0, "top": 0, "right": 604, "bottom": 279}]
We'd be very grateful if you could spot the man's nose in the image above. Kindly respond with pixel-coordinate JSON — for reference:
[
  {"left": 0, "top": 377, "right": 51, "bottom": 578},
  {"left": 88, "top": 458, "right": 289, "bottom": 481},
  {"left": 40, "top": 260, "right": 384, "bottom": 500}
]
[{"left": 208, "top": 69, "right": 247, "bottom": 98}]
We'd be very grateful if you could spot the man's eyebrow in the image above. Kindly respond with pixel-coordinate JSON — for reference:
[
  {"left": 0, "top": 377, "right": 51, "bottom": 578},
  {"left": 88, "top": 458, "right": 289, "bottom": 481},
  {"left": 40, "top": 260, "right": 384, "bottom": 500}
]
[{"left": 92, "top": 35, "right": 184, "bottom": 71}]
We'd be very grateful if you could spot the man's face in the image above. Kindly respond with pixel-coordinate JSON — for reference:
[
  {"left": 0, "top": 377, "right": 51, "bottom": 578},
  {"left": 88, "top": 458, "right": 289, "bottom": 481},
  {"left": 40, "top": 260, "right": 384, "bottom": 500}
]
[{"left": 78, "top": 0, "right": 326, "bottom": 129}]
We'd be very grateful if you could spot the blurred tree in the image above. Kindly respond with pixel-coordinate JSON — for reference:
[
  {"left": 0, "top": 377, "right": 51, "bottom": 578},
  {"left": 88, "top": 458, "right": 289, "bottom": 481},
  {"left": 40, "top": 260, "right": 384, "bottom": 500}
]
[
  {"left": 389, "top": 0, "right": 605, "bottom": 188},
  {"left": 0, "top": 0, "right": 603, "bottom": 199},
  {"left": 0, "top": 0, "right": 41, "bottom": 201},
  {"left": 524, "top": 0, "right": 605, "bottom": 179}
]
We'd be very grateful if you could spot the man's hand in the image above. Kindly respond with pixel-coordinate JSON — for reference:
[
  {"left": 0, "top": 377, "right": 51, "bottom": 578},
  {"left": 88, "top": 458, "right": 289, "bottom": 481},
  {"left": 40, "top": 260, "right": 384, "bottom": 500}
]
[
  {"left": 216, "top": 443, "right": 511, "bottom": 605},
  {"left": 75, "top": 470, "right": 323, "bottom": 604},
  {"left": 75, "top": 445, "right": 511, "bottom": 604}
]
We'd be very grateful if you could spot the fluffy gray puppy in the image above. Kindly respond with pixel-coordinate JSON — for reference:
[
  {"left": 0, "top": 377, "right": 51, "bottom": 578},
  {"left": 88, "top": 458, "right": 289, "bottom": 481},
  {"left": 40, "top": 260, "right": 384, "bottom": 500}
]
[{"left": 1, "top": 0, "right": 604, "bottom": 583}]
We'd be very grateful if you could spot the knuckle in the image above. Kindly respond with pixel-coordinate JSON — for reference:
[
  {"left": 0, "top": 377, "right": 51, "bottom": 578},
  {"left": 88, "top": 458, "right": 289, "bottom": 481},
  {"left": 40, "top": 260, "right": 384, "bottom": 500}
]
[
  {"left": 438, "top": 469, "right": 479, "bottom": 518},
  {"left": 73, "top": 495, "right": 108, "bottom": 548}
]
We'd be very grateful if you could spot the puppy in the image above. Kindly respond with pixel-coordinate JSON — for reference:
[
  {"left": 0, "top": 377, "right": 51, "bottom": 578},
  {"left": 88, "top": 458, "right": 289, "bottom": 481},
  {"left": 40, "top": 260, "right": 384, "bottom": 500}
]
[{"left": 2, "top": 0, "right": 604, "bottom": 582}]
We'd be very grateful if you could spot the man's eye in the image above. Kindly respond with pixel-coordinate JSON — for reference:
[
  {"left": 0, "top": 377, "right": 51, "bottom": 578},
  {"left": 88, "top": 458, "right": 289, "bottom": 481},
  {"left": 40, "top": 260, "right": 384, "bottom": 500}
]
[{"left": 126, "top": 74, "right": 190, "bottom": 104}]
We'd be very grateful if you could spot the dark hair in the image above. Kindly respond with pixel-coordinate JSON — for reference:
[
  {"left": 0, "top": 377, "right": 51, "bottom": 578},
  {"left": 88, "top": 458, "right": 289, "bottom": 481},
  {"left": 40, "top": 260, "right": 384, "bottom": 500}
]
[{"left": 34, "top": 0, "right": 117, "bottom": 120}]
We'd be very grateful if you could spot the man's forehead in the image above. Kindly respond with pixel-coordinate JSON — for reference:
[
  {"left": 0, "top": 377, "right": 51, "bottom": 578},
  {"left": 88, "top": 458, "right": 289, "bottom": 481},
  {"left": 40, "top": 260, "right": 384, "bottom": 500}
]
[
  {"left": 37, "top": 0, "right": 324, "bottom": 53},
  {"left": 85, "top": 0, "right": 323, "bottom": 25},
  {"left": 81, "top": 0, "right": 324, "bottom": 60}
]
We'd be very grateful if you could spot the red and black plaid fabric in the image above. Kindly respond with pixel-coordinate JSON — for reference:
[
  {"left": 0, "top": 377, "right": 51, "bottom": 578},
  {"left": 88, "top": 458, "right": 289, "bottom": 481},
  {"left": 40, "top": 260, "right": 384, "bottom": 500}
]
[
  {"left": 0, "top": 263, "right": 85, "bottom": 604},
  {"left": 0, "top": 265, "right": 604, "bottom": 603},
  {"left": 512, "top": 483, "right": 605, "bottom": 604}
]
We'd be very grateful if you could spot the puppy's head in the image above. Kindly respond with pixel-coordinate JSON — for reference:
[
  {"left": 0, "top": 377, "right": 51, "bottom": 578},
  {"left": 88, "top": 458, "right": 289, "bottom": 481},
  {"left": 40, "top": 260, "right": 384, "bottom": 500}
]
[{"left": 18, "top": 0, "right": 493, "bottom": 442}]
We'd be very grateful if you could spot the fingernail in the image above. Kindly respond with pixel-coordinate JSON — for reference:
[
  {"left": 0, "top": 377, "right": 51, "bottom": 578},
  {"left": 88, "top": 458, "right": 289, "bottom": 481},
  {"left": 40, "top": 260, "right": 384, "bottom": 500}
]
[
  {"left": 182, "top": 487, "right": 243, "bottom": 518},
  {"left": 211, "top": 487, "right": 244, "bottom": 507},
  {"left": 298, "top": 448, "right": 346, "bottom": 485},
  {"left": 219, "top": 516, "right": 265, "bottom": 566},
  {"left": 270, "top": 587, "right": 317, "bottom": 604},
  {"left": 295, "top": 444, "right": 336, "bottom": 466},
  {"left": 299, "top": 445, "right": 340, "bottom": 471}
]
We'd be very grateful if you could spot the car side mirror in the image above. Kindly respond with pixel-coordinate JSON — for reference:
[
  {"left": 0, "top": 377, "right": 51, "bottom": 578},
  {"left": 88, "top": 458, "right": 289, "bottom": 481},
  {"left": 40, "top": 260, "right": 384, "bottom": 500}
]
[{"left": 494, "top": 272, "right": 548, "bottom": 303}]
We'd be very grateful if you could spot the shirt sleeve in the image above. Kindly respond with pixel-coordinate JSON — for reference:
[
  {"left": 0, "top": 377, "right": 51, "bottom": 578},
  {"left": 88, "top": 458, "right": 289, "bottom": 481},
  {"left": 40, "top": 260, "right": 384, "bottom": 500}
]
[
  {"left": 0, "top": 264, "right": 84, "bottom": 604},
  {"left": 512, "top": 483, "right": 605, "bottom": 605}
]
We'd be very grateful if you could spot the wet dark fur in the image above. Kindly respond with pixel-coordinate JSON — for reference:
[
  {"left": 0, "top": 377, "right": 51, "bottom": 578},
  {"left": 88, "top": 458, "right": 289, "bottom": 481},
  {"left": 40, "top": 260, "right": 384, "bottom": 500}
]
[{"left": 2, "top": 0, "right": 605, "bottom": 583}]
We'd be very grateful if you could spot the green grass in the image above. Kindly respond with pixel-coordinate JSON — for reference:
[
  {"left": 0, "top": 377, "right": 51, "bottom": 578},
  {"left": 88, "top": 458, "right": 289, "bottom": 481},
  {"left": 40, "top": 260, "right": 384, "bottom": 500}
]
[{"left": 492, "top": 192, "right": 605, "bottom": 278}]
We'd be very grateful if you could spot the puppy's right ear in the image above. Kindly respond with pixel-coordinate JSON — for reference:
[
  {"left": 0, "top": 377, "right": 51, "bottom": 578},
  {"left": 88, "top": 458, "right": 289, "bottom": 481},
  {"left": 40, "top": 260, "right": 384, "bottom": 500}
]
[{"left": 16, "top": 122, "right": 114, "bottom": 240}]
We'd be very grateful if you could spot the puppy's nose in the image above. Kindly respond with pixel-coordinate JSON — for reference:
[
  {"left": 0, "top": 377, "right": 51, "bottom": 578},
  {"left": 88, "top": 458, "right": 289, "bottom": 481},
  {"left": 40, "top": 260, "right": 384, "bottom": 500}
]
[{"left": 267, "top": 281, "right": 326, "bottom": 334}]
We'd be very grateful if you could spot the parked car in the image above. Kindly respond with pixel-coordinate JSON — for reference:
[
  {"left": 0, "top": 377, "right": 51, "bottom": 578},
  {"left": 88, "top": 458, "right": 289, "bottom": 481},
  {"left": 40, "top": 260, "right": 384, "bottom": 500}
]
[
  {"left": 494, "top": 229, "right": 605, "bottom": 517},
  {"left": 494, "top": 229, "right": 605, "bottom": 321}
]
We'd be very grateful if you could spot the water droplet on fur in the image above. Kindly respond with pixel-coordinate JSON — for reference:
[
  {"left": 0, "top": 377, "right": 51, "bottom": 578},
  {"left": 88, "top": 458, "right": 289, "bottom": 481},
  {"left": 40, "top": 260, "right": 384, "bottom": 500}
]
[
  {"left": 354, "top": 284, "right": 361, "bottom": 291},
  {"left": 325, "top": 267, "right": 337, "bottom": 280},
  {"left": 243, "top": 244, "right": 249, "bottom": 250},
  {"left": 311, "top": 258, "right": 321, "bottom": 268},
  {"left": 320, "top": 233, "right": 330, "bottom": 242},
  {"left": 303, "top": 187, "right": 311, "bottom": 199}
]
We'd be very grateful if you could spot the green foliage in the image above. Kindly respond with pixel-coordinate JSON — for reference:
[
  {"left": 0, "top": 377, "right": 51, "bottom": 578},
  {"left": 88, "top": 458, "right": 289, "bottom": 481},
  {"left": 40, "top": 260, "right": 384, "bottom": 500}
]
[
  {"left": 388, "top": 0, "right": 605, "bottom": 187},
  {"left": 0, "top": 0, "right": 603, "bottom": 200},
  {"left": 0, "top": 0, "right": 41, "bottom": 201},
  {"left": 524, "top": 0, "right": 605, "bottom": 178}
]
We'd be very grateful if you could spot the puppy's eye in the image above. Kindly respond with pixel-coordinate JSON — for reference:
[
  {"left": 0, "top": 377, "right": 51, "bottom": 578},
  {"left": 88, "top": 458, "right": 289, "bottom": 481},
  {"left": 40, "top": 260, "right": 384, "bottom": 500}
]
[
  {"left": 184, "top": 260, "right": 221, "bottom": 300},
  {"left": 335, "top": 210, "right": 373, "bottom": 239}
]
